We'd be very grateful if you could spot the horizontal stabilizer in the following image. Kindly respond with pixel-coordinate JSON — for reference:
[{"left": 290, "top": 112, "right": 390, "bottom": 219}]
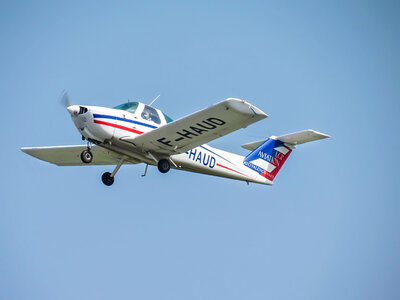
[
  {"left": 242, "top": 129, "right": 330, "bottom": 150},
  {"left": 241, "top": 139, "right": 266, "bottom": 151},
  {"left": 276, "top": 129, "right": 330, "bottom": 145}
]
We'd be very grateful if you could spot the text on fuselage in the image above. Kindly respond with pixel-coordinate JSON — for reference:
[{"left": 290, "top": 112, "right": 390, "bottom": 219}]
[
  {"left": 157, "top": 117, "right": 226, "bottom": 147},
  {"left": 186, "top": 149, "right": 216, "bottom": 168}
]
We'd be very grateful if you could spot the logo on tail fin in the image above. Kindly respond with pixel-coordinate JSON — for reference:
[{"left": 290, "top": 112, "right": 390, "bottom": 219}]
[{"left": 243, "top": 138, "right": 292, "bottom": 181}]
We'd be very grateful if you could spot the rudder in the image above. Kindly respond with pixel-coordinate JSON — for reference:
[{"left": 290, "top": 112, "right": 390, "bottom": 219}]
[{"left": 243, "top": 138, "right": 293, "bottom": 182}]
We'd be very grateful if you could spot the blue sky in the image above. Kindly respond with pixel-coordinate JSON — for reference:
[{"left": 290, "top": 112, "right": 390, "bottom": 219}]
[{"left": 1, "top": 1, "right": 399, "bottom": 299}]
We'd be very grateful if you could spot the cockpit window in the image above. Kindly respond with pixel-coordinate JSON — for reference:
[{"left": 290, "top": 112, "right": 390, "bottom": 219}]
[
  {"left": 141, "top": 105, "right": 161, "bottom": 124},
  {"left": 113, "top": 102, "right": 139, "bottom": 114},
  {"left": 163, "top": 113, "right": 173, "bottom": 123}
]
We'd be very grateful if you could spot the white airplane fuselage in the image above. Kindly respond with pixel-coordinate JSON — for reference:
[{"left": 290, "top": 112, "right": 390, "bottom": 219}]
[{"left": 68, "top": 103, "right": 272, "bottom": 185}]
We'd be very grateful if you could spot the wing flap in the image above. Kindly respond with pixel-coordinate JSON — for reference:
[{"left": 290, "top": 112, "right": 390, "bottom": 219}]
[
  {"left": 21, "top": 145, "right": 137, "bottom": 166},
  {"left": 125, "top": 98, "right": 267, "bottom": 156}
]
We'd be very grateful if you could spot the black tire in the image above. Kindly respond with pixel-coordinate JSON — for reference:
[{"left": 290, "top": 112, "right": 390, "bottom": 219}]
[
  {"left": 157, "top": 159, "right": 170, "bottom": 173},
  {"left": 102, "top": 172, "right": 114, "bottom": 186},
  {"left": 80, "top": 149, "right": 93, "bottom": 164}
]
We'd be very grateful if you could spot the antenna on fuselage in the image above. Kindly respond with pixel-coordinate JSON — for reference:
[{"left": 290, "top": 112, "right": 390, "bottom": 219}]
[{"left": 149, "top": 94, "right": 160, "bottom": 106}]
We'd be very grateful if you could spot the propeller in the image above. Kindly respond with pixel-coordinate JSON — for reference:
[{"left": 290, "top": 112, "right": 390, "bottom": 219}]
[
  {"left": 60, "top": 90, "right": 72, "bottom": 108},
  {"left": 60, "top": 91, "right": 80, "bottom": 116}
]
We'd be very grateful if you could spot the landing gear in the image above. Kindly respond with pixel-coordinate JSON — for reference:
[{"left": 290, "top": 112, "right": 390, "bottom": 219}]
[
  {"left": 80, "top": 149, "right": 93, "bottom": 164},
  {"left": 101, "top": 156, "right": 127, "bottom": 186},
  {"left": 102, "top": 172, "right": 114, "bottom": 186},
  {"left": 157, "top": 159, "right": 170, "bottom": 173}
]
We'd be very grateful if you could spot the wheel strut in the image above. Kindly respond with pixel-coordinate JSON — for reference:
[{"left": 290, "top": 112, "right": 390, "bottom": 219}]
[{"left": 101, "top": 156, "right": 126, "bottom": 186}]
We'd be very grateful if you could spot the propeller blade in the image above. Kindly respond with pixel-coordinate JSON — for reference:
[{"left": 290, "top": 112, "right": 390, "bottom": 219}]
[{"left": 60, "top": 91, "right": 72, "bottom": 108}]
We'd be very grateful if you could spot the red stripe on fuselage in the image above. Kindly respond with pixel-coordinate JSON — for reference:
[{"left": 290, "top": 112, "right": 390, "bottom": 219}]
[
  {"left": 94, "top": 120, "right": 144, "bottom": 135},
  {"left": 216, "top": 163, "right": 246, "bottom": 176}
]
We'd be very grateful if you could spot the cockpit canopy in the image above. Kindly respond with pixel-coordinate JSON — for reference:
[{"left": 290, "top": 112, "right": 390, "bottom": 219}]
[
  {"left": 113, "top": 102, "right": 174, "bottom": 124},
  {"left": 113, "top": 102, "right": 139, "bottom": 114}
]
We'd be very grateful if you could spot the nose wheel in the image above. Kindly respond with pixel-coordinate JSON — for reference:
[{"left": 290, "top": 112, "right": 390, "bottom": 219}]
[{"left": 80, "top": 149, "right": 93, "bottom": 164}]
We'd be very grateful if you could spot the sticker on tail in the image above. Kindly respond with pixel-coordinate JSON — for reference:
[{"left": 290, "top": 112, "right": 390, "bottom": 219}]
[{"left": 243, "top": 138, "right": 292, "bottom": 181}]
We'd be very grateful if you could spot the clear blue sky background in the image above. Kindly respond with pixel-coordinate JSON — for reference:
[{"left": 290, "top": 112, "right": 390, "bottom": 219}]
[{"left": 1, "top": 1, "right": 399, "bottom": 299}]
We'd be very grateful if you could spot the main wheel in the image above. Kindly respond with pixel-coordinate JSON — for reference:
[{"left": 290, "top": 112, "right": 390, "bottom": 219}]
[
  {"left": 80, "top": 149, "right": 93, "bottom": 164},
  {"left": 157, "top": 159, "right": 170, "bottom": 173},
  {"left": 102, "top": 172, "right": 114, "bottom": 186}
]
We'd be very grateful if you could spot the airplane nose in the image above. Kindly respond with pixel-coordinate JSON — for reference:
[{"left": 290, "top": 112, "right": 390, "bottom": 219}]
[{"left": 67, "top": 105, "right": 79, "bottom": 116}]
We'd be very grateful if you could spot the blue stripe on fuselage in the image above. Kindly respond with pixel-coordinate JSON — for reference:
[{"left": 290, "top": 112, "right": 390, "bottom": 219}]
[
  {"left": 93, "top": 114, "right": 158, "bottom": 129},
  {"left": 199, "top": 145, "right": 234, "bottom": 165}
]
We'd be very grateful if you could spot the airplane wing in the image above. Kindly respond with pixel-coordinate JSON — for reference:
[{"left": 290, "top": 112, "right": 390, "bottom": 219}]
[
  {"left": 21, "top": 145, "right": 138, "bottom": 166},
  {"left": 123, "top": 98, "right": 267, "bottom": 156}
]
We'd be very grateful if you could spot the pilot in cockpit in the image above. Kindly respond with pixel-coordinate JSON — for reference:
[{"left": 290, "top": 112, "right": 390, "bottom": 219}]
[{"left": 142, "top": 108, "right": 152, "bottom": 121}]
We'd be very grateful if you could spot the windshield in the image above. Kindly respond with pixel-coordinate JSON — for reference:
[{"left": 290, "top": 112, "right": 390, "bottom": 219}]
[{"left": 113, "top": 102, "right": 139, "bottom": 114}]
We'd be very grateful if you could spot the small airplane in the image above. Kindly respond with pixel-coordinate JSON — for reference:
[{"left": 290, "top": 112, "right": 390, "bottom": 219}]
[{"left": 21, "top": 94, "right": 330, "bottom": 186}]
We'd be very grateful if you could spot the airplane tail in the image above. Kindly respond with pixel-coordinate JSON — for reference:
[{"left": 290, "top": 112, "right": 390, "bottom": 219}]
[{"left": 242, "top": 130, "right": 330, "bottom": 182}]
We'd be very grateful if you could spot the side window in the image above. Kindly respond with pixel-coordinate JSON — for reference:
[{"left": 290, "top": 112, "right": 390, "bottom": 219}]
[
  {"left": 141, "top": 105, "right": 161, "bottom": 124},
  {"left": 163, "top": 113, "right": 174, "bottom": 123}
]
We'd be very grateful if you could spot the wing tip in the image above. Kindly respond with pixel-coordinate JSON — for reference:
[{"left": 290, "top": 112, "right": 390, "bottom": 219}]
[
  {"left": 21, "top": 147, "right": 33, "bottom": 154},
  {"left": 307, "top": 129, "right": 331, "bottom": 139},
  {"left": 224, "top": 98, "right": 268, "bottom": 119}
]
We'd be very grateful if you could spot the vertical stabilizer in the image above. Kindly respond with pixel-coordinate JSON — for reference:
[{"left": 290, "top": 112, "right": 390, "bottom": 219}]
[{"left": 243, "top": 138, "right": 293, "bottom": 182}]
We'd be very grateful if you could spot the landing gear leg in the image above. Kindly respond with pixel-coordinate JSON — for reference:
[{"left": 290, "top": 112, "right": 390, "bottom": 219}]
[
  {"left": 147, "top": 152, "right": 171, "bottom": 174},
  {"left": 80, "top": 141, "right": 93, "bottom": 164},
  {"left": 101, "top": 156, "right": 126, "bottom": 186}
]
